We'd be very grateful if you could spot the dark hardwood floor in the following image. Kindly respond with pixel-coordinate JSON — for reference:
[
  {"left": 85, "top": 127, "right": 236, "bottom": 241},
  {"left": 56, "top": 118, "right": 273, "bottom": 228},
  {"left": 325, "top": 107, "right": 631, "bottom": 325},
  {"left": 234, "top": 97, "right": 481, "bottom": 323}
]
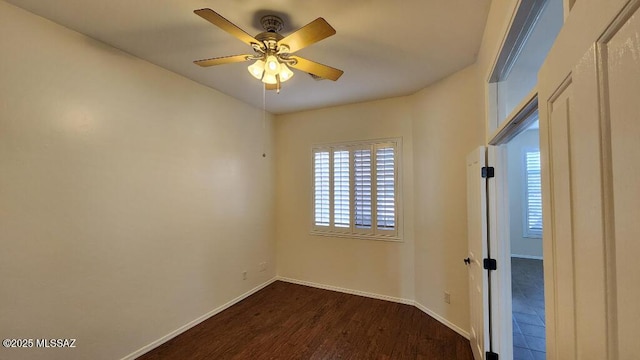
[{"left": 137, "top": 281, "right": 473, "bottom": 360}]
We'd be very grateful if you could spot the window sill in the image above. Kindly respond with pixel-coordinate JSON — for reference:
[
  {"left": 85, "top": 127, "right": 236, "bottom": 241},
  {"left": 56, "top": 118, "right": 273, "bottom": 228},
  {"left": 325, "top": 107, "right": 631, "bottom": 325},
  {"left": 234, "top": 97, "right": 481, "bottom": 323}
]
[
  {"left": 523, "top": 234, "right": 542, "bottom": 239},
  {"left": 310, "top": 230, "right": 402, "bottom": 242}
]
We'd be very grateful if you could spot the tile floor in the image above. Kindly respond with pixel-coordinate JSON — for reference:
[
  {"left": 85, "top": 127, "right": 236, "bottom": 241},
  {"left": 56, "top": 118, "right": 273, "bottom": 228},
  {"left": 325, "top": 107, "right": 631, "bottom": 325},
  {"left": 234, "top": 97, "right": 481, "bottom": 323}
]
[{"left": 512, "top": 257, "right": 546, "bottom": 360}]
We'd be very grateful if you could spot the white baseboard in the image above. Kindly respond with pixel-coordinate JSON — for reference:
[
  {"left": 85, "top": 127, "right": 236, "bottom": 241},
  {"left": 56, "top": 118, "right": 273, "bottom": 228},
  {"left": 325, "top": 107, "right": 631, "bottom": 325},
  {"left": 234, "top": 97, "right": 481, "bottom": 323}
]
[
  {"left": 120, "top": 277, "right": 278, "bottom": 360},
  {"left": 413, "top": 301, "right": 470, "bottom": 340},
  {"left": 276, "top": 276, "right": 414, "bottom": 305},
  {"left": 511, "top": 254, "right": 543, "bottom": 260},
  {"left": 123, "top": 277, "right": 470, "bottom": 359},
  {"left": 277, "top": 276, "right": 469, "bottom": 340}
]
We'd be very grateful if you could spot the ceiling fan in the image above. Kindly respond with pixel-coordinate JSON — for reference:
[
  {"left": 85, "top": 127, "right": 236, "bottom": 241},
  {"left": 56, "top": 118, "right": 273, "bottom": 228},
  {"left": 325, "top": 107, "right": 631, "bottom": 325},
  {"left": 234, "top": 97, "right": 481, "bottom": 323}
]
[{"left": 193, "top": 8, "right": 344, "bottom": 91}]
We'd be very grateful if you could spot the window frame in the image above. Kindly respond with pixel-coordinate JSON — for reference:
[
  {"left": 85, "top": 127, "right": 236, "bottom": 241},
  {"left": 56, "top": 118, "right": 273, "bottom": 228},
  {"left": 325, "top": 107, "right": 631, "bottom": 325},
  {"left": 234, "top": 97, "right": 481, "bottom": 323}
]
[
  {"left": 522, "top": 148, "right": 542, "bottom": 239},
  {"left": 311, "top": 138, "right": 402, "bottom": 241}
]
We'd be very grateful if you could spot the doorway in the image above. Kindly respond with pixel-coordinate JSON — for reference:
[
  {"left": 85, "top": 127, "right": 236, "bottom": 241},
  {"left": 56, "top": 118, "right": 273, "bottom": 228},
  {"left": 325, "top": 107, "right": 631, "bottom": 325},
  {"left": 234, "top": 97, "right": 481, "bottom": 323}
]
[
  {"left": 505, "top": 122, "right": 545, "bottom": 359},
  {"left": 483, "top": 0, "right": 563, "bottom": 356}
]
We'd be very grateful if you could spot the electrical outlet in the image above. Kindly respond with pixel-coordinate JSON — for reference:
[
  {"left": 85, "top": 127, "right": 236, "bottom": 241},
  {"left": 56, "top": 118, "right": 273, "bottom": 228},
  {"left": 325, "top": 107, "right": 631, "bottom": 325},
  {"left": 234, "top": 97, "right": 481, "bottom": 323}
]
[
  {"left": 444, "top": 292, "right": 451, "bottom": 304},
  {"left": 259, "top": 262, "right": 267, "bottom": 272},
  {"left": 242, "top": 271, "right": 247, "bottom": 280}
]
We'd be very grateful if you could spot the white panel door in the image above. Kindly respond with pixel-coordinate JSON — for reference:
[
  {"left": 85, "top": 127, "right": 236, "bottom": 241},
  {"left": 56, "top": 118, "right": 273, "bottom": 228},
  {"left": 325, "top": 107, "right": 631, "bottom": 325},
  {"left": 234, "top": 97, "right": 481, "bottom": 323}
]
[
  {"left": 538, "top": 0, "right": 640, "bottom": 358},
  {"left": 605, "top": 11, "right": 640, "bottom": 358},
  {"left": 466, "top": 146, "right": 489, "bottom": 360}
]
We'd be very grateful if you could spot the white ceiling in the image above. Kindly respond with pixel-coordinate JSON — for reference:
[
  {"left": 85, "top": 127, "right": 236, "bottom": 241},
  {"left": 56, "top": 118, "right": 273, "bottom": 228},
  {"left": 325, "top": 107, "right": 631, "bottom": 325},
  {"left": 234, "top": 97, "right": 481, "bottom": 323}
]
[{"left": 5, "top": 0, "right": 491, "bottom": 114}]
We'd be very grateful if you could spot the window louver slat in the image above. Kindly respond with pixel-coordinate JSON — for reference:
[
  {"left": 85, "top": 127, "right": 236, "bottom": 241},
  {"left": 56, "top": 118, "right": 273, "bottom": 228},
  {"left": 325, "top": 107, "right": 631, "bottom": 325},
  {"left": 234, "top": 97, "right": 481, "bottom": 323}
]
[
  {"left": 334, "top": 150, "right": 350, "bottom": 228},
  {"left": 525, "top": 151, "right": 542, "bottom": 236},
  {"left": 354, "top": 149, "right": 372, "bottom": 229},
  {"left": 376, "top": 147, "right": 395, "bottom": 230},
  {"left": 314, "top": 151, "right": 330, "bottom": 226}
]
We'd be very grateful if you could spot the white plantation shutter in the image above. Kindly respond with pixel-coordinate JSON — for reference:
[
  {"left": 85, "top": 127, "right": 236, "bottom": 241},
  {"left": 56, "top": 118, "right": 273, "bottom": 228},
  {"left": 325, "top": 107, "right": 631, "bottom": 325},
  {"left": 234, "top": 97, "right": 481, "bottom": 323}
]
[
  {"left": 333, "top": 150, "right": 350, "bottom": 228},
  {"left": 376, "top": 146, "right": 395, "bottom": 230},
  {"left": 524, "top": 150, "right": 542, "bottom": 237},
  {"left": 314, "top": 151, "right": 330, "bottom": 226},
  {"left": 354, "top": 149, "right": 372, "bottom": 229},
  {"left": 311, "top": 139, "right": 400, "bottom": 239}
]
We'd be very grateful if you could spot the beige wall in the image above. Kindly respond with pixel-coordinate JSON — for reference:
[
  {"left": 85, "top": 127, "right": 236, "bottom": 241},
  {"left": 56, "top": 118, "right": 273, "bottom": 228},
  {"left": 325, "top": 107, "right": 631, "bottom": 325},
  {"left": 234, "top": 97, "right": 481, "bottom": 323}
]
[
  {"left": 274, "top": 63, "right": 485, "bottom": 335},
  {"left": 0, "top": 3, "right": 275, "bottom": 360},
  {"left": 411, "top": 64, "right": 485, "bottom": 333},
  {"left": 273, "top": 0, "right": 521, "bottom": 338},
  {"left": 0, "top": 1, "right": 524, "bottom": 358},
  {"left": 275, "top": 97, "right": 416, "bottom": 301}
]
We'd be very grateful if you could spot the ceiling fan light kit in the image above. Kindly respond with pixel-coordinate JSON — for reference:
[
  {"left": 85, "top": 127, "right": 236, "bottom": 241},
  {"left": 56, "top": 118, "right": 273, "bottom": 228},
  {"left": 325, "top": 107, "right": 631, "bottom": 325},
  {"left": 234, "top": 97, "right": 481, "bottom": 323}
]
[
  {"left": 193, "top": 9, "right": 344, "bottom": 92},
  {"left": 248, "top": 59, "right": 265, "bottom": 79}
]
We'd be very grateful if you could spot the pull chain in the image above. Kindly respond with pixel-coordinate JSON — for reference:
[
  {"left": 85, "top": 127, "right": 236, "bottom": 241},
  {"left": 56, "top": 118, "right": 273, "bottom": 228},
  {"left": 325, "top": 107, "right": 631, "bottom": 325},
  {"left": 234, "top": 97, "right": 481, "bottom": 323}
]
[{"left": 262, "top": 84, "right": 266, "bottom": 158}]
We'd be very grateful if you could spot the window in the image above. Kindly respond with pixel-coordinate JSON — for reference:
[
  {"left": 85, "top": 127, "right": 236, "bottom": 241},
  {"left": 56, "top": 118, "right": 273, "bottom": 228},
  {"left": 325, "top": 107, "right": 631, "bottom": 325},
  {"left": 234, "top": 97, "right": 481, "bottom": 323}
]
[
  {"left": 312, "top": 139, "right": 400, "bottom": 240},
  {"left": 524, "top": 150, "right": 542, "bottom": 238}
]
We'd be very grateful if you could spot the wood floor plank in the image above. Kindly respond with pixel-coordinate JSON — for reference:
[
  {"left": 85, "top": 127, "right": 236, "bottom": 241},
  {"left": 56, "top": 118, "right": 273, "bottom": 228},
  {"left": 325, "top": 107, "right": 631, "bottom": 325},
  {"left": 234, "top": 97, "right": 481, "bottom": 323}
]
[{"left": 137, "top": 281, "right": 473, "bottom": 360}]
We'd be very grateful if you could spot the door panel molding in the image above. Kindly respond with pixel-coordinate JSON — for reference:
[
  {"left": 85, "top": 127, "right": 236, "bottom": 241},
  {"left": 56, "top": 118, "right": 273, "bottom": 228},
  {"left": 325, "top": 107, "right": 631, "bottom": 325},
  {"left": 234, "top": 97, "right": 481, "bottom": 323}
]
[
  {"left": 539, "top": 74, "right": 571, "bottom": 359},
  {"left": 546, "top": 82, "right": 577, "bottom": 360},
  {"left": 539, "top": 0, "right": 640, "bottom": 358},
  {"left": 595, "top": 2, "right": 640, "bottom": 358}
]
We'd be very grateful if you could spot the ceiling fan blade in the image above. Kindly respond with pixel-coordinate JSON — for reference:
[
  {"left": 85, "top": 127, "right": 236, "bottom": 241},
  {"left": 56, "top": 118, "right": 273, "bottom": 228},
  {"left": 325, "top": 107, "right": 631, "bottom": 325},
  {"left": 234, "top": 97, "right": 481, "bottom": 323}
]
[
  {"left": 278, "top": 18, "right": 336, "bottom": 53},
  {"left": 289, "top": 56, "right": 344, "bottom": 81},
  {"left": 194, "top": 54, "right": 252, "bottom": 67},
  {"left": 194, "top": 8, "right": 259, "bottom": 46},
  {"left": 265, "top": 83, "right": 278, "bottom": 91}
]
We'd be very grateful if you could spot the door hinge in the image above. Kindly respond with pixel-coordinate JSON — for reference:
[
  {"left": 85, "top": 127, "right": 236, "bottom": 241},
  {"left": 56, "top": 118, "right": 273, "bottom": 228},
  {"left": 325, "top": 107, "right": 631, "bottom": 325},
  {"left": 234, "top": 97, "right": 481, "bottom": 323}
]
[
  {"left": 481, "top": 166, "right": 495, "bottom": 178},
  {"left": 486, "top": 351, "right": 499, "bottom": 360},
  {"left": 483, "top": 258, "right": 497, "bottom": 271}
]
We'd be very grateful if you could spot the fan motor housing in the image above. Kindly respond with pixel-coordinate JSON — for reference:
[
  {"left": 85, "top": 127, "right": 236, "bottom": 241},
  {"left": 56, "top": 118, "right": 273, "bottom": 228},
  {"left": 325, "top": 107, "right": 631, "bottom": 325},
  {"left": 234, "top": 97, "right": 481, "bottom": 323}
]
[
  {"left": 260, "top": 15, "right": 284, "bottom": 33},
  {"left": 255, "top": 31, "right": 283, "bottom": 43}
]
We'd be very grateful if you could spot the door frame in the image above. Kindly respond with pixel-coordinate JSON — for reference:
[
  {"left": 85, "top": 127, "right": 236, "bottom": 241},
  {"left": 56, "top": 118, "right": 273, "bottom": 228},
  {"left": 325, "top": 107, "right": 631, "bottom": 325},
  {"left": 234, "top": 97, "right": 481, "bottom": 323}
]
[
  {"left": 486, "top": 145, "right": 512, "bottom": 360},
  {"left": 467, "top": 145, "right": 509, "bottom": 360},
  {"left": 483, "top": 0, "right": 558, "bottom": 357},
  {"left": 487, "top": 101, "right": 539, "bottom": 360}
]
